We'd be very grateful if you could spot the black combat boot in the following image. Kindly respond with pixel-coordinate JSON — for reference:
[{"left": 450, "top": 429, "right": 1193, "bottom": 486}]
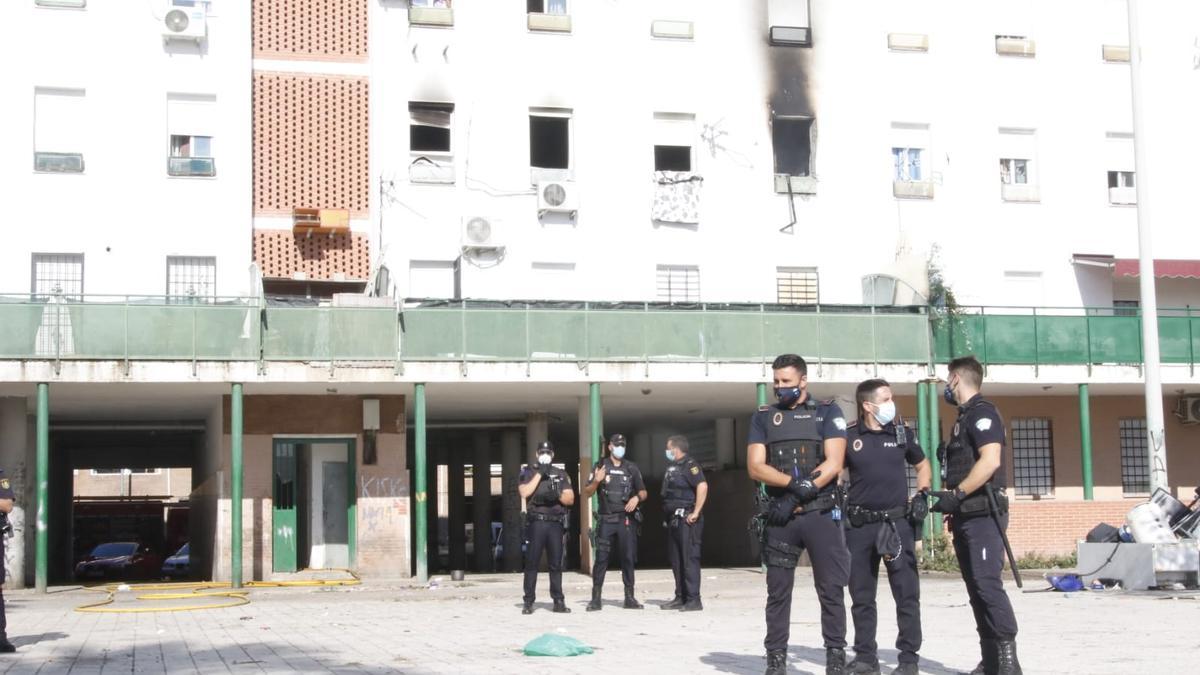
[
  {"left": 661, "top": 596, "right": 685, "bottom": 610},
  {"left": 765, "top": 649, "right": 787, "bottom": 675},
  {"left": 521, "top": 603, "right": 533, "bottom": 615},
  {"left": 964, "top": 639, "right": 996, "bottom": 675},
  {"left": 586, "top": 587, "right": 602, "bottom": 611},
  {"left": 995, "top": 640, "right": 1023, "bottom": 675},
  {"left": 680, "top": 597, "right": 704, "bottom": 611},
  {"left": 847, "top": 655, "right": 881, "bottom": 674},
  {"left": 826, "top": 647, "right": 847, "bottom": 675},
  {"left": 623, "top": 587, "right": 643, "bottom": 609},
  {"left": 0, "top": 634, "right": 14, "bottom": 654},
  {"left": 552, "top": 599, "right": 571, "bottom": 613},
  {"left": 889, "top": 663, "right": 919, "bottom": 675}
]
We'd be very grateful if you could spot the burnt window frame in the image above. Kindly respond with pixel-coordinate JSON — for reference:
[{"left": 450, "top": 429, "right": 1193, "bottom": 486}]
[
  {"left": 409, "top": 101, "right": 455, "bottom": 155},
  {"left": 529, "top": 110, "right": 572, "bottom": 171},
  {"left": 771, "top": 114, "right": 815, "bottom": 178}
]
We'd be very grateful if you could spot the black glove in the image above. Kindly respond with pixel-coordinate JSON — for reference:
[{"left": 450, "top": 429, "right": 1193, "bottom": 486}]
[
  {"left": 931, "top": 488, "right": 965, "bottom": 514},
  {"left": 787, "top": 475, "right": 820, "bottom": 503},
  {"left": 537, "top": 463, "right": 551, "bottom": 479},
  {"left": 907, "top": 489, "right": 930, "bottom": 522},
  {"left": 766, "top": 494, "right": 799, "bottom": 527}
]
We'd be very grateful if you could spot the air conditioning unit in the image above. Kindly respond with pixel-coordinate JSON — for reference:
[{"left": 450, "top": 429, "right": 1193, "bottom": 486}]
[
  {"left": 1176, "top": 397, "right": 1200, "bottom": 425},
  {"left": 537, "top": 181, "right": 579, "bottom": 217},
  {"left": 461, "top": 216, "right": 504, "bottom": 250},
  {"left": 34, "top": 152, "right": 84, "bottom": 173},
  {"left": 163, "top": 2, "right": 207, "bottom": 41}
]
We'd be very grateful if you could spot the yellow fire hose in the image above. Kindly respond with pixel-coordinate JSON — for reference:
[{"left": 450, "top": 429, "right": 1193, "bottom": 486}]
[{"left": 75, "top": 568, "right": 360, "bottom": 613}]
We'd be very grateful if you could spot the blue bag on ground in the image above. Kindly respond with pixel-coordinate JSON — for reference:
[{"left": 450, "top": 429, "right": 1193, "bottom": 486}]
[{"left": 523, "top": 633, "right": 594, "bottom": 657}]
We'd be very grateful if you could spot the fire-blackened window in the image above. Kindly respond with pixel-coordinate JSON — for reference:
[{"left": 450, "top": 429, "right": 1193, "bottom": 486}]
[
  {"left": 772, "top": 115, "right": 813, "bottom": 176},
  {"left": 655, "top": 146, "right": 691, "bottom": 172},
  {"left": 530, "top": 112, "right": 570, "bottom": 170},
  {"left": 410, "top": 102, "right": 453, "bottom": 154}
]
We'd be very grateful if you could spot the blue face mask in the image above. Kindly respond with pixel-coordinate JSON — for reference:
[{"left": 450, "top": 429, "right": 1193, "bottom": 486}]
[
  {"left": 943, "top": 381, "right": 957, "bottom": 406},
  {"left": 612, "top": 446, "right": 626, "bottom": 459},
  {"left": 775, "top": 386, "right": 802, "bottom": 407},
  {"left": 873, "top": 400, "right": 897, "bottom": 425},
  {"left": 664, "top": 449, "right": 675, "bottom": 462}
]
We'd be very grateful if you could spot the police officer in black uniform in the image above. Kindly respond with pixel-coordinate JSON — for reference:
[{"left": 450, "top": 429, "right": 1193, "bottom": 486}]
[
  {"left": 844, "top": 379, "right": 931, "bottom": 675},
  {"left": 581, "top": 433, "right": 648, "bottom": 611},
  {"left": 0, "top": 470, "right": 15, "bottom": 652},
  {"left": 518, "top": 441, "right": 576, "bottom": 615},
  {"left": 748, "top": 354, "right": 850, "bottom": 675},
  {"left": 660, "top": 434, "right": 707, "bottom": 611},
  {"left": 932, "top": 356, "right": 1022, "bottom": 675}
]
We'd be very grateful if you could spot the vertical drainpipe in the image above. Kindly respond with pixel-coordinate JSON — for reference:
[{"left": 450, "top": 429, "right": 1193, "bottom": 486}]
[
  {"left": 1079, "top": 383, "right": 1094, "bottom": 500},
  {"left": 414, "top": 383, "right": 428, "bottom": 582},
  {"left": 35, "top": 383, "right": 48, "bottom": 594},
  {"left": 231, "top": 383, "right": 243, "bottom": 589}
]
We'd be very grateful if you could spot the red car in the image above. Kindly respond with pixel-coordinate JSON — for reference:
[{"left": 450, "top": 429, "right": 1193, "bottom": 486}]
[{"left": 74, "top": 542, "right": 162, "bottom": 581}]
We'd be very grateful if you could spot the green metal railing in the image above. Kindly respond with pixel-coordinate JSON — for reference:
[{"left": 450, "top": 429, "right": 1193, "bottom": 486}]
[{"left": 932, "top": 306, "right": 1198, "bottom": 368}]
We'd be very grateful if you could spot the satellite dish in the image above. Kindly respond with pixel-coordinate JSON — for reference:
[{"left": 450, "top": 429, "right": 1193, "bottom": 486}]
[
  {"left": 465, "top": 217, "right": 492, "bottom": 243},
  {"left": 542, "top": 183, "right": 567, "bottom": 207},
  {"left": 165, "top": 9, "right": 190, "bottom": 32}
]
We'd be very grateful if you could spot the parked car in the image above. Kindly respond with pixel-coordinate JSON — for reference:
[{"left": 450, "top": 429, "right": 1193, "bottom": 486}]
[
  {"left": 74, "top": 542, "right": 162, "bottom": 581},
  {"left": 160, "top": 543, "right": 189, "bottom": 580}
]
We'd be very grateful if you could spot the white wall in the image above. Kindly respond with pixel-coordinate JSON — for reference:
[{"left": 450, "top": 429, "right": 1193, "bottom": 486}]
[
  {"left": 1, "top": 1, "right": 253, "bottom": 297},
  {"left": 370, "top": 0, "right": 1200, "bottom": 308}
]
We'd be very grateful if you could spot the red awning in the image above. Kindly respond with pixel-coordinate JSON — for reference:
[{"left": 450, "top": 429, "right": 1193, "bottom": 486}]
[{"left": 1113, "top": 259, "right": 1200, "bottom": 279}]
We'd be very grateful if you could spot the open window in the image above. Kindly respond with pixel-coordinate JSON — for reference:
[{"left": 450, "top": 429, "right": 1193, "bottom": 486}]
[
  {"left": 1105, "top": 131, "right": 1135, "bottom": 205},
  {"left": 528, "top": 0, "right": 570, "bottom": 32},
  {"left": 998, "top": 127, "right": 1039, "bottom": 202},
  {"left": 34, "top": 87, "right": 86, "bottom": 173},
  {"left": 167, "top": 94, "right": 216, "bottom": 177},
  {"left": 409, "top": 102, "right": 455, "bottom": 184},
  {"left": 530, "top": 109, "right": 572, "bottom": 183},
  {"left": 652, "top": 113, "right": 702, "bottom": 223},
  {"left": 653, "top": 113, "right": 695, "bottom": 172},
  {"left": 891, "top": 122, "right": 933, "bottom": 199},
  {"left": 409, "top": 0, "right": 453, "bottom": 27},
  {"left": 771, "top": 115, "right": 816, "bottom": 193}
]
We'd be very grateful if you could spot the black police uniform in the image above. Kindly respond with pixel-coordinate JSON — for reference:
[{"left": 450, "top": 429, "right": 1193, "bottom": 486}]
[
  {"left": 588, "top": 457, "right": 646, "bottom": 599},
  {"left": 661, "top": 454, "right": 705, "bottom": 605},
  {"left": 749, "top": 396, "right": 850, "bottom": 657},
  {"left": 520, "top": 463, "right": 572, "bottom": 608},
  {"left": 0, "top": 472, "right": 13, "bottom": 650},
  {"left": 844, "top": 420, "right": 925, "bottom": 670},
  {"left": 940, "top": 393, "right": 1019, "bottom": 668}
]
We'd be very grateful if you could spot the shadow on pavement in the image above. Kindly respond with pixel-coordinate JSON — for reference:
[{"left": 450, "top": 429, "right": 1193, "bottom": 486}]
[
  {"left": 12, "top": 631, "right": 67, "bottom": 648},
  {"left": 702, "top": 646, "right": 963, "bottom": 675}
]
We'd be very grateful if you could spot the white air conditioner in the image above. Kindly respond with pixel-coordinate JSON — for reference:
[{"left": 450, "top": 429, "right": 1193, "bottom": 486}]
[
  {"left": 1176, "top": 397, "right": 1200, "bottom": 425},
  {"left": 461, "top": 216, "right": 504, "bottom": 250},
  {"left": 163, "top": 3, "right": 207, "bottom": 41},
  {"left": 537, "top": 180, "right": 579, "bottom": 217}
]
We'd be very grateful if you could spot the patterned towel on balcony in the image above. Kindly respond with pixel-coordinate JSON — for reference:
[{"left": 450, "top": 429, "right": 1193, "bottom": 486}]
[{"left": 652, "top": 171, "right": 703, "bottom": 224}]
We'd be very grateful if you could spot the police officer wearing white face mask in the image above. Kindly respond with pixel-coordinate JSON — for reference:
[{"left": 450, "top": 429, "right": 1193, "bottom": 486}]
[
  {"left": 581, "top": 433, "right": 648, "bottom": 611},
  {"left": 843, "top": 379, "right": 931, "bottom": 675},
  {"left": 518, "top": 441, "right": 575, "bottom": 614}
]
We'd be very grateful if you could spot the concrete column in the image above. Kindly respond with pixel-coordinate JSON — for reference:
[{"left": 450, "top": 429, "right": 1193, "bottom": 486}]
[
  {"left": 500, "top": 429, "right": 523, "bottom": 572},
  {"left": 447, "top": 442, "right": 466, "bottom": 572},
  {"left": 471, "top": 431, "right": 491, "bottom": 572},
  {"left": 525, "top": 412, "right": 549, "bottom": 457},
  {"left": 715, "top": 417, "right": 735, "bottom": 470},
  {"left": 0, "top": 399, "right": 28, "bottom": 589},
  {"left": 576, "top": 397, "right": 593, "bottom": 573},
  {"left": 632, "top": 433, "right": 652, "bottom": 476}
]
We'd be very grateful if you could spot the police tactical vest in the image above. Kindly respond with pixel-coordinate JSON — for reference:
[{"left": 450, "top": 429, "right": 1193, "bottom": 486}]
[
  {"left": 530, "top": 467, "right": 566, "bottom": 509},
  {"left": 941, "top": 399, "right": 1002, "bottom": 491},
  {"left": 599, "top": 460, "right": 633, "bottom": 514},
  {"left": 764, "top": 399, "right": 828, "bottom": 497},
  {"left": 661, "top": 460, "right": 695, "bottom": 509}
]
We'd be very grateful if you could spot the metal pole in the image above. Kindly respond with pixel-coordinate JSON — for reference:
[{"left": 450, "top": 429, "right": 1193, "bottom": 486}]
[
  {"left": 230, "top": 383, "right": 243, "bottom": 589},
  {"left": 927, "top": 381, "right": 943, "bottom": 533},
  {"left": 35, "top": 382, "right": 48, "bottom": 593},
  {"left": 916, "top": 381, "right": 932, "bottom": 547},
  {"left": 1127, "top": 0, "right": 1168, "bottom": 492},
  {"left": 1079, "top": 383, "right": 1094, "bottom": 500},
  {"left": 589, "top": 382, "right": 602, "bottom": 506},
  {"left": 414, "top": 383, "right": 428, "bottom": 583},
  {"left": 757, "top": 382, "right": 768, "bottom": 407}
]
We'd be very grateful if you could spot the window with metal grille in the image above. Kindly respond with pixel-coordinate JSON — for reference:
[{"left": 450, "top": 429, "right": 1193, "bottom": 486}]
[
  {"left": 1119, "top": 418, "right": 1150, "bottom": 493},
  {"left": 167, "top": 256, "right": 216, "bottom": 301},
  {"left": 1113, "top": 300, "right": 1139, "bottom": 317},
  {"left": 31, "top": 253, "right": 83, "bottom": 298},
  {"left": 656, "top": 265, "right": 700, "bottom": 303},
  {"left": 1011, "top": 418, "right": 1054, "bottom": 496},
  {"left": 776, "top": 267, "right": 818, "bottom": 304}
]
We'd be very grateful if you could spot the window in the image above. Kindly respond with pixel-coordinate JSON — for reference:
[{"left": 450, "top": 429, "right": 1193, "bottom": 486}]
[
  {"left": 654, "top": 113, "right": 696, "bottom": 172},
  {"left": 167, "top": 94, "right": 216, "bottom": 176},
  {"left": 1113, "top": 300, "right": 1139, "bottom": 317},
  {"left": 167, "top": 256, "right": 216, "bottom": 301},
  {"left": 1011, "top": 418, "right": 1054, "bottom": 496},
  {"left": 529, "top": 110, "right": 571, "bottom": 172},
  {"left": 90, "top": 468, "right": 160, "bottom": 475},
  {"left": 767, "top": 0, "right": 811, "bottom": 45},
  {"left": 409, "top": 102, "right": 453, "bottom": 154},
  {"left": 409, "top": 260, "right": 459, "bottom": 299},
  {"left": 656, "top": 265, "right": 700, "bottom": 303},
  {"left": 32, "top": 253, "right": 83, "bottom": 298},
  {"left": 411, "top": 0, "right": 450, "bottom": 6},
  {"left": 776, "top": 267, "right": 818, "bottom": 304},
  {"left": 1119, "top": 418, "right": 1150, "bottom": 494},
  {"left": 892, "top": 147, "right": 923, "bottom": 181},
  {"left": 1107, "top": 170, "right": 1135, "bottom": 189},
  {"left": 35, "top": 0, "right": 86, "bottom": 8},
  {"left": 771, "top": 116, "right": 813, "bottom": 177},
  {"left": 34, "top": 87, "right": 86, "bottom": 172},
  {"left": 999, "top": 158, "right": 1029, "bottom": 184},
  {"left": 528, "top": 0, "right": 567, "bottom": 14}
]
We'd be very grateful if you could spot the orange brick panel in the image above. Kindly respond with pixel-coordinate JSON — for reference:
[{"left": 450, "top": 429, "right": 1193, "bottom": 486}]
[
  {"left": 254, "top": 229, "right": 370, "bottom": 281},
  {"left": 1005, "top": 500, "right": 1136, "bottom": 557},
  {"left": 253, "top": 0, "right": 368, "bottom": 61},
  {"left": 254, "top": 72, "right": 369, "bottom": 216}
]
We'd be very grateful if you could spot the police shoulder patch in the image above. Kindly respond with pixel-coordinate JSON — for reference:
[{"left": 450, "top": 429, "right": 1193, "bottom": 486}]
[
  {"left": 833, "top": 417, "right": 847, "bottom": 430},
  {"left": 975, "top": 418, "right": 993, "bottom": 431},
  {"left": 0, "top": 479, "right": 8, "bottom": 489},
  {"left": 690, "top": 466, "right": 700, "bottom": 475}
]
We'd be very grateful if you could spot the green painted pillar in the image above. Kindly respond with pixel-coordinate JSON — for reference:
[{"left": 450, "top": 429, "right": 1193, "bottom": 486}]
[
  {"left": 414, "top": 383, "right": 428, "bottom": 582},
  {"left": 757, "top": 382, "right": 768, "bottom": 407},
  {"left": 1079, "top": 383, "right": 1094, "bottom": 500},
  {"left": 916, "top": 380, "right": 930, "bottom": 460},
  {"left": 231, "top": 383, "right": 243, "bottom": 589},
  {"left": 589, "top": 383, "right": 602, "bottom": 508},
  {"left": 35, "top": 383, "right": 48, "bottom": 594},
  {"left": 927, "top": 382, "right": 944, "bottom": 534}
]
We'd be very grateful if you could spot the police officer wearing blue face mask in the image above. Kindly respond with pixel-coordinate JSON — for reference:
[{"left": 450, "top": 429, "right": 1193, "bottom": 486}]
[
  {"left": 843, "top": 379, "right": 931, "bottom": 675},
  {"left": 660, "top": 434, "right": 707, "bottom": 611},
  {"left": 518, "top": 441, "right": 575, "bottom": 615},
  {"left": 581, "top": 433, "right": 648, "bottom": 611},
  {"left": 749, "top": 353, "right": 850, "bottom": 675}
]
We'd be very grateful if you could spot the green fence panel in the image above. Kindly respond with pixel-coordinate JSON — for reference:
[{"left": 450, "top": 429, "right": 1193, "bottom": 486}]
[
  {"left": 980, "top": 315, "right": 1037, "bottom": 364},
  {"left": 400, "top": 309, "right": 463, "bottom": 360},
  {"left": 194, "top": 305, "right": 259, "bottom": 360},
  {"left": 1087, "top": 315, "right": 1142, "bottom": 363},
  {"left": 932, "top": 314, "right": 985, "bottom": 361},
  {"left": 127, "top": 305, "right": 201, "bottom": 359},
  {"left": 67, "top": 304, "right": 127, "bottom": 359},
  {"left": 873, "top": 314, "right": 931, "bottom": 362},
  {"left": 1036, "top": 316, "right": 1088, "bottom": 365},
  {"left": 464, "top": 310, "right": 527, "bottom": 360},
  {"left": 265, "top": 307, "right": 395, "bottom": 361},
  {"left": 702, "top": 311, "right": 764, "bottom": 362},
  {"left": 817, "top": 314, "right": 875, "bottom": 362},
  {"left": 646, "top": 312, "right": 703, "bottom": 360},
  {"left": 330, "top": 308, "right": 397, "bottom": 360},
  {"left": 587, "top": 311, "right": 647, "bottom": 361},
  {"left": 263, "top": 307, "right": 331, "bottom": 360},
  {"left": 528, "top": 310, "right": 587, "bottom": 360},
  {"left": 0, "top": 303, "right": 48, "bottom": 358},
  {"left": 1158, "top": 317, "right": 1193, "bottom": 364},
  {"left": 762, "top": 313, "right": 820, "bottom": 358}
]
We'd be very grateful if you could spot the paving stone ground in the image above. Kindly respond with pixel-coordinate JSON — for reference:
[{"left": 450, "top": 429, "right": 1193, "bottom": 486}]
[{"left": 0, "top": 567, "right": 1193, "bottom": 674}]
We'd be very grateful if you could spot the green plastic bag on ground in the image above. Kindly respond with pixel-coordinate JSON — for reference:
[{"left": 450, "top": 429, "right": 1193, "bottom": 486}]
[{"left": 522, "top": 633, "right": 594, "bottom": 657}]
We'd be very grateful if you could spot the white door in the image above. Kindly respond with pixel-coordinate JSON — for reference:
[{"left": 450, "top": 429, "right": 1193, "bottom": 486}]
[{"left": 308, "top": 442, "right": 349, "bottom": 569}]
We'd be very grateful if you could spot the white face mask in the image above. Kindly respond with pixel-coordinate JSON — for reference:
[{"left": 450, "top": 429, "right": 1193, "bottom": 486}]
[
  {"left": 664, "top": 449, "right": 675, "bottom": 462},
  {"left": 538, "top": 453, "right": 552, "bottom": 465},
  {"left": 873, "top": 400, "right": 897, "bottom": 425},
  {"left": 612, "top": 446, "right": 626, "bottom": 459}
]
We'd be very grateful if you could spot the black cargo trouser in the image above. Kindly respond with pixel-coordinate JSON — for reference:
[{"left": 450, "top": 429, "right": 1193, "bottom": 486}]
[
  {"left": 846, "top": 517, "right": 921, "bottom": 664},
  {"left": 951, "top": 513, "right": 1019, "bottom": 640},
  {"left": 593, "top": 515, "right": 638, "bottom": 590},
  {"left": 764, "top": 509, "right": 850, "bottom": 652},
  {"left": 523, "top": 517, "right": 565, "bottom": 604}
]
